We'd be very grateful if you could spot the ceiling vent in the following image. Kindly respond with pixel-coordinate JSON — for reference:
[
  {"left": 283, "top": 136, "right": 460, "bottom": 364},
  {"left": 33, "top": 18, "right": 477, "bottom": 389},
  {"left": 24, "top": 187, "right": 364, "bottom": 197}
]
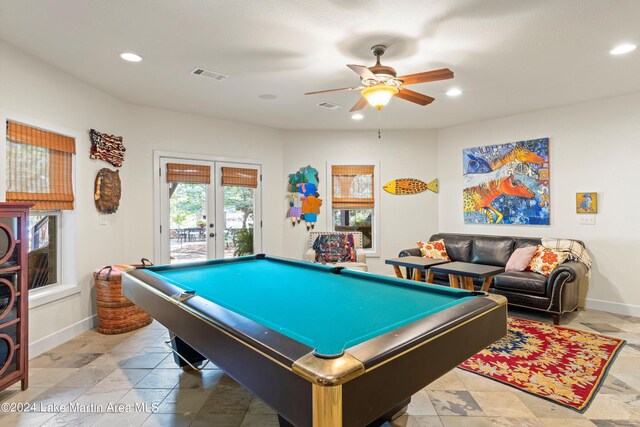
[
  {"left": 316, "top": 102, "right": 342, "bottom": 110},
  {"left": 191, "top": 67, "right": 228, "bottom": 81}
]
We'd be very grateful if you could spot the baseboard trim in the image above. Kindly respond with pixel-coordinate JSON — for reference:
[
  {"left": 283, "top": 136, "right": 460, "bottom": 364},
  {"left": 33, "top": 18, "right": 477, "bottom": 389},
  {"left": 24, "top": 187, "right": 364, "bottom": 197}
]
[
  {"left": 585, "top": 298, "right": 640, "bottom": 317},
  {"left": 29, "top": 315, "right": 98, "bottom": 358}
]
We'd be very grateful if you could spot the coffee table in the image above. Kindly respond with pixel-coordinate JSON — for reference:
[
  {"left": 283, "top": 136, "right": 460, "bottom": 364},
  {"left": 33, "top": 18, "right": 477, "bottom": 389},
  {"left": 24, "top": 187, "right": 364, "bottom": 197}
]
[
  {"left": 428, "top": 262, "right": 505, "bottom": 291},
  {"left": 385, "top": 256, "right": 450, "bottom": 282}
]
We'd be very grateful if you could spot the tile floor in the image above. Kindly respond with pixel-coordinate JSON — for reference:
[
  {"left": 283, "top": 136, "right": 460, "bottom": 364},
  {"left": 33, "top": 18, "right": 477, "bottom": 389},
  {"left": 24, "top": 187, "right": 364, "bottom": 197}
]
[{"left": 1, "top": 307, "right": 639, "bottom": 427}]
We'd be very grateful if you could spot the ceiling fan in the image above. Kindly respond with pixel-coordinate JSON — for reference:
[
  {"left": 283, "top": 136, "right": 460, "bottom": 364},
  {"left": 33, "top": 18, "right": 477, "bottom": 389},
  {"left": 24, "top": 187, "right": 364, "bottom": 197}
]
[{"left": 305, "top": 45, "right": 454, "bottom": 112}]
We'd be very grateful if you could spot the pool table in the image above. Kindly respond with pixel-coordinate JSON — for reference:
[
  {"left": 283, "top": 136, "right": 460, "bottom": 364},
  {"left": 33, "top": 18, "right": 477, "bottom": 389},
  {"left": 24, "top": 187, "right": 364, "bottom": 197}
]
[{"left": 122, "top": 254, "right": 507, "bottom": 427}]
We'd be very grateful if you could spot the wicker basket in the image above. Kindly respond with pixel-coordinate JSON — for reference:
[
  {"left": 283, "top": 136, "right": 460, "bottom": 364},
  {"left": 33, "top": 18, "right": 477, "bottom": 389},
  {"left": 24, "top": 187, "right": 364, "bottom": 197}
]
[{"left": 94, "top": 262, "right": 153, "bottom": 334}]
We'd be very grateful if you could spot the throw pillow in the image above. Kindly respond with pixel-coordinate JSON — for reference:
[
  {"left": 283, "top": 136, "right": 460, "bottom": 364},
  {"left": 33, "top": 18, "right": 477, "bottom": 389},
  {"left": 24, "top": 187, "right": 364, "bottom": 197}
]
[
  {"left": 505, "top": 246, "right": 538, "bottom": 272},
  {"left": 527, "top": 246, "right": 569, "bottom": 277},
  {"left": 313, "top": 234, "right": 356, "bottom": 264},
  {"left": 417, "top": 239, "right": 451, "bottom": 261}
]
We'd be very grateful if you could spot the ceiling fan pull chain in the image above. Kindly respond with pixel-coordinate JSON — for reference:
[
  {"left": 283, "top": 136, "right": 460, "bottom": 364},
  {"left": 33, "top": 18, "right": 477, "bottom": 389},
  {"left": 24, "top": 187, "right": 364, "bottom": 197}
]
[{"left": 377, "top": 109, "right": 382, "bottom": 139}]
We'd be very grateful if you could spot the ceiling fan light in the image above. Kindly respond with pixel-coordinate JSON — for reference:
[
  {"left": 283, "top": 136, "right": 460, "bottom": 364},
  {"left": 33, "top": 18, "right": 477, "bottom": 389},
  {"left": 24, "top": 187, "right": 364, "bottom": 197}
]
[
  {"left": 610, "top": 43, "right": 636, "bottom": 55},
  {"left": 361, "top": 86, "right": 399, "bottom": 110}
]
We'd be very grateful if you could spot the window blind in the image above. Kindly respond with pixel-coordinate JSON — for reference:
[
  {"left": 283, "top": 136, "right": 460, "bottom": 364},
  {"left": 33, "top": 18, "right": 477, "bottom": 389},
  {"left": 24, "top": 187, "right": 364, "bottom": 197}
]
[
  {"left": 6, "top": 121, "right": 76, "bottom": 210},
  {"left": 331, "top": 165, "right": 374, "bottom": 209},
  {"left": 166, "top": 163, "right": 211, "bottom": 184},
  {"left": 221, "top": 167, "right": 258, "bottom": 188}
]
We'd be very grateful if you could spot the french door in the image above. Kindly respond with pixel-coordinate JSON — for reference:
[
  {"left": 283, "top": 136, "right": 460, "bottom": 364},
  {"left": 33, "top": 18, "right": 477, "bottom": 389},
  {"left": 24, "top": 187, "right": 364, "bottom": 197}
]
[{"left": 158, "top": 157, "right": 261, "bottom": 264}]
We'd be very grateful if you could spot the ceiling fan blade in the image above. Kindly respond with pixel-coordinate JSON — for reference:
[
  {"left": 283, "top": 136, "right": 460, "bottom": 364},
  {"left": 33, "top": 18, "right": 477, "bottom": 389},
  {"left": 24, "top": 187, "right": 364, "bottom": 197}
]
[
  {"left": 347, "top": 64, "right": 377, "bottom": 81},
  {"left": 395, "top": 88, "right": 435, "bottom": 106},
  {"left": 398, "top": 68, "right": 454, "bottom": 86},
  {"left": 350, "top": 96, "right": 369, "bottom": 112},
  {"left": 305, "top": 86, "right": 363, "bottom": 95}
]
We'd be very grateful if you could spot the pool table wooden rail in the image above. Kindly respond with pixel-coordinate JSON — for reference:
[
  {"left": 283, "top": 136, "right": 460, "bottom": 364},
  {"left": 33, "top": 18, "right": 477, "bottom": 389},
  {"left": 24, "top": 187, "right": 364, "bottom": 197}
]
[{"left": 122, "top": 257, "right": 508, "bottom": 427}]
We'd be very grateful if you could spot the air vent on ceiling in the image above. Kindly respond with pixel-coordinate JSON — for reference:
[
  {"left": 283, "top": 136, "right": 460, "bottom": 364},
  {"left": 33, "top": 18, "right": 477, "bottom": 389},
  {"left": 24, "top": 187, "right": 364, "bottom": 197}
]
[
  {"left": 191, "top": 67, "right": 228, "bottom": 81},
  {"left": 316, "top": 102, "right": 342, "bottom": 110}
]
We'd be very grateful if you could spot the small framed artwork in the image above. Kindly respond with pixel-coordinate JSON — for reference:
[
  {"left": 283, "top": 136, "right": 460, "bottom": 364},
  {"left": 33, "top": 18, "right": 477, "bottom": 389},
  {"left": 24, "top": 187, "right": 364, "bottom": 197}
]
[{"left": 576, "top": 192, "right": 597, "bottom": 214}]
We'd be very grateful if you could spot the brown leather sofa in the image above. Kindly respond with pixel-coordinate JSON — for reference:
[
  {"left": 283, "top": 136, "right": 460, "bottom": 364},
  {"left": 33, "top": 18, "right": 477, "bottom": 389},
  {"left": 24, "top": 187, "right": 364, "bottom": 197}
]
[{"left": 399, "top": 233, "right": 588, "bottom": 324}]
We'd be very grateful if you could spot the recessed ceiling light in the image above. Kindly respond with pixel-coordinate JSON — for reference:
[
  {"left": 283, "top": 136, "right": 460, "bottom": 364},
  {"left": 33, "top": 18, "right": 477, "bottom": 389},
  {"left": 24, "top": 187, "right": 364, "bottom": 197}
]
[
  {"left": 258, "top": 94, "right": 278, "bottom": 100},
  {"left": 119, "top": 52, "right": 143, "bottom": 62},
  {"left": 610, "top": 44, "right": 636, "bottom": 55},
  {"left": 446, "top": 88, "right": 462, "bottom": 97},
  {"left": 351, "top": 113, "right": 364, "bottom": 120}
]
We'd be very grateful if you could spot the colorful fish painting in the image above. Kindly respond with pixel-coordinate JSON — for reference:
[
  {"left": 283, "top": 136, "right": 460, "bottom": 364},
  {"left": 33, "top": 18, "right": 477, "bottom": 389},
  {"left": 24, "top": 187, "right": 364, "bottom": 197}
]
[{"left": 383, "top": 178, "right": 439, "bottom": 195}]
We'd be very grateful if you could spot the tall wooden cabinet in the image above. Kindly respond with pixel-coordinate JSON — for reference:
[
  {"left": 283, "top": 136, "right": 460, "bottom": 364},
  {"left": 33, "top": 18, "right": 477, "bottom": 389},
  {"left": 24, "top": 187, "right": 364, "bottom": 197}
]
[{"left": 0, "top": 202, "right": 30, "bottom": 391}]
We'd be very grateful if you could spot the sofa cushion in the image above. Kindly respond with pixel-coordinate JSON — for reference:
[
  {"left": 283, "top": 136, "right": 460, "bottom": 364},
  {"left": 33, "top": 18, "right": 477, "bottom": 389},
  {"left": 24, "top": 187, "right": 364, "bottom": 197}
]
[
  {"left": 493, "top": 271, "right": 548, "bottom": 295},
  {"left": 527, "top": 246, "right": 570, "bottom": 277},
  {"left": 417, "top": 240, "right": 451, "bottom": 261},
  {"left": 505, "top": 246, "right": 538, "bottom": 272},
  {"left": 430, "top": 234, "right": 472, "bottom": 262},
  {"left": 515, "top": 238, "right": 541, "bottom": 249},
  {"left": 471, "top": 236, "right": 515, "bottom": 266}
]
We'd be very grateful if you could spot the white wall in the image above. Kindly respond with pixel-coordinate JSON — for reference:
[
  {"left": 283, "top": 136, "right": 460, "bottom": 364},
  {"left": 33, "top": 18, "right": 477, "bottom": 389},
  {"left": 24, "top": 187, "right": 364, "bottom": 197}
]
[
  {"left": 0, "top": 40, "right": 285, "bottom": 355},
  {"left": 121, "top": 105, "right": 284, "bottom": 263},
  {"left": 0, "top": 39, "right": 128, "bottom": 352},
  {"left": 282, "top": 130, "right": 439, "bottom": 274},
  {"left": 437, "top": 92, "right": 640, "bottom": 315}
]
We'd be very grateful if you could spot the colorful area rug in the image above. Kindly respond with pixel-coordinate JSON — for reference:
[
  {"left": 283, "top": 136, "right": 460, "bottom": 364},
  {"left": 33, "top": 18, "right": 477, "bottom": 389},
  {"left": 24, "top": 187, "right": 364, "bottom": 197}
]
[{"left": 458, "top": 317, "right": 626, "bottom": 412}]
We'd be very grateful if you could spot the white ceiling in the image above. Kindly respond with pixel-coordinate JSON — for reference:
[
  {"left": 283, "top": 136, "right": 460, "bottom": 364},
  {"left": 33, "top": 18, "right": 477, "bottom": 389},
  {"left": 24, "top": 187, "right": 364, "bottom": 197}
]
[{"left": 1, "top": 0, "right": 639, "bottom": 130}]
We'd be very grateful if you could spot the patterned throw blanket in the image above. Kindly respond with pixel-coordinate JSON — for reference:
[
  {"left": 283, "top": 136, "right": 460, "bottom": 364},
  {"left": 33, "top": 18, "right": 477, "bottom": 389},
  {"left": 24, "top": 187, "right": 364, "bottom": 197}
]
[
  {"left": 541, "top": 238, "right": 592, "bottom": 270},
  {"left": 313, "top": 234, "right": 356, "bottom": 264}
]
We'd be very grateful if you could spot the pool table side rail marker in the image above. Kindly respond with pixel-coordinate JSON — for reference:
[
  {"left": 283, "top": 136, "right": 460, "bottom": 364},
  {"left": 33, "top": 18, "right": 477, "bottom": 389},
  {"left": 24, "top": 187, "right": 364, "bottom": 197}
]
[{"left": 122, "top": 255, "right": 508, "bottom": 427}]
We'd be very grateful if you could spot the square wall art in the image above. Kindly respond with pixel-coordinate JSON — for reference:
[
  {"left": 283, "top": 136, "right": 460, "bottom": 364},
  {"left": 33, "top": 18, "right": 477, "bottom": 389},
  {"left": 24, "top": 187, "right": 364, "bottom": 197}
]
[
  {"left": 576, "top": 192, "right": 597, "bottom": 214},
  {"left": 463, "top": 138, "right": 550, "bottom": 225}
]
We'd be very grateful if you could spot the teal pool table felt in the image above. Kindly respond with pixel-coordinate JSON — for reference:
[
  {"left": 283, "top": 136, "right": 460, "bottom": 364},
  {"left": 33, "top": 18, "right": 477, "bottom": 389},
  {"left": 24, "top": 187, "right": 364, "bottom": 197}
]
[{"left": 147, "top": 258, "right": 475, "bottom": 356}]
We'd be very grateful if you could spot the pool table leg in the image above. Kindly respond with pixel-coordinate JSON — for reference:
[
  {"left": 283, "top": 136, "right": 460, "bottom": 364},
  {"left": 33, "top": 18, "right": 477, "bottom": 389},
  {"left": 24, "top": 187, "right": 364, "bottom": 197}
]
[
  {"left": 313, "top": 384, "right": 342, "bottom": 427},
  {"left": 168, "top": 332, "right": 207, "bottom": 369}
]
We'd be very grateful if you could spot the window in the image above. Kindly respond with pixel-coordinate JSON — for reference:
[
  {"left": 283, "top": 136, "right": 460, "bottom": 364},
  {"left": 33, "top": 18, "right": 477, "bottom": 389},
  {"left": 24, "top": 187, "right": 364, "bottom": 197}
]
[
  {"left": 5, "top": 121, "right": 75, "bottom": 290},
  {"left": 330, "top": 164, "right": 379, "bottom": 254},
  {"left": 28, "top": 213, "right": 60, "bottom": 289}
]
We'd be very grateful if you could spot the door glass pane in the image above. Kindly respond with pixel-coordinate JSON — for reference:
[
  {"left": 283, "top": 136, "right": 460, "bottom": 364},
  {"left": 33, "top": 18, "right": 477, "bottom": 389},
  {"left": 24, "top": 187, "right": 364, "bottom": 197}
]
[
  {"left": 169, "top": 183, "right": 208, "bottom": 264},
  {"left": 223, "top": 186, "right": 255, "bottom": 258},
  {"left": 333, "top": 209, "right": 373, "bottom": 249}
]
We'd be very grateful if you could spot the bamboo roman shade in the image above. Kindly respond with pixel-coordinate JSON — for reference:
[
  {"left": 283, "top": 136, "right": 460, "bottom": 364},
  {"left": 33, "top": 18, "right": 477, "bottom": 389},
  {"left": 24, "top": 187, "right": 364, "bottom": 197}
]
[
  {"left": 221, "top": 167, "right": 258, "bottom": 188},
  {"left": 331, "top": 165, "right": 375, "bottom": 209},
  {"left": 5, "top": 121, "right": 76, "bottom": 210},
  {"left": 166, "top": 163, "right": 211, "bottom": 184}
]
